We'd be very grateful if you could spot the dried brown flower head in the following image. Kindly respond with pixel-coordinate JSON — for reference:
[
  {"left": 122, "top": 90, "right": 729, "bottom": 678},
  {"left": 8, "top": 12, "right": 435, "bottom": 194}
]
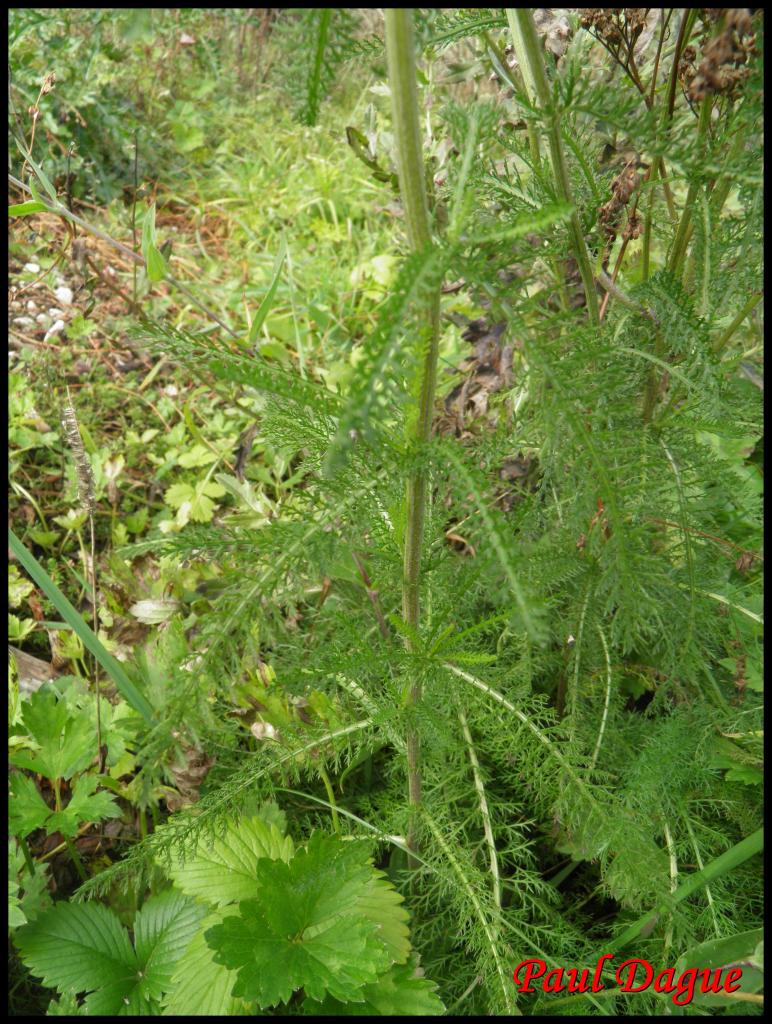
[
  {"left": 689, "top": 9, "right": 756, "bottom": 101},
  {"left": 61, "top": 390, "right": 96, "bottom": 514},
  {"left": 598, "top": 159, "right": 642, "bottom": 242}
]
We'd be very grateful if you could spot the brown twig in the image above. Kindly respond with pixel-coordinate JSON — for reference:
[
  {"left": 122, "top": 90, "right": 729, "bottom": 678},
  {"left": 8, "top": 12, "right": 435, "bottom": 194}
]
[{"left": 351, "top": 549, "right": 391, "bottom": 640}]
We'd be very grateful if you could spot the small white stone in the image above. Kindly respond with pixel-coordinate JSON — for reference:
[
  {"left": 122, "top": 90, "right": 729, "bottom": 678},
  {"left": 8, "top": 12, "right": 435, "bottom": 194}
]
[
  {"left": 13, "top": 316, "right": 36, "bottom": 328},
  {"left": 54, "top": 285, "right": 74, "bottom": 305},
  {"left": 23, "top": 262, "right": 40, "bottom": 274},
  {"left": 26, "top": 300, "right": 38, "bottom": 312},
  {"left": 43, "top": 319, "right": 66, "bottom": 343},
  {"left": 36, "top": 313, "right": 51, "bottom": 325},
  {"left": 48, "top": 307, "right": 66, "bottom": 319}
]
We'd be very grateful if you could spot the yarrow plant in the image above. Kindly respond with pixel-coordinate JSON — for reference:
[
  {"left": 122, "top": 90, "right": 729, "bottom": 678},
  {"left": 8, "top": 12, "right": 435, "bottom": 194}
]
[{"left": 9, "top": 8, "right": 763, "bottom": 1016}]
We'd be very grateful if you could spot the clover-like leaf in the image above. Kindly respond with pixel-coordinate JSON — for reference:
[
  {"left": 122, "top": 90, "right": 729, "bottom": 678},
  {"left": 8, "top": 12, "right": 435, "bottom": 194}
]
[
  {"left": 204, "top": 833, "right": 392, "bottom": 1007},
  {"left": 165, "top": 815, "right": 294, "bottom": 907}
]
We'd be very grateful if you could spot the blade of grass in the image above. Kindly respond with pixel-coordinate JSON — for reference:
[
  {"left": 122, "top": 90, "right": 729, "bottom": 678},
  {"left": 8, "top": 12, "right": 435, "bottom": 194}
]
[
  {"left": 606, "top": 827, "right": 763, "bottom": 953},
  {"left": 247, "top": 237, "right": 287, "bottom": 346},
  {"left": 8, "top": 527, "right": 155, "bottom": 723}
]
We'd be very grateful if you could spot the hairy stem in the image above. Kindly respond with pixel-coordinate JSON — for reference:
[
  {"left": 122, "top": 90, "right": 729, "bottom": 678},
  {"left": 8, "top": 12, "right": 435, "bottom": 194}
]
[{"left": 385, "top": 8, "right": 441, "bottom": 866}]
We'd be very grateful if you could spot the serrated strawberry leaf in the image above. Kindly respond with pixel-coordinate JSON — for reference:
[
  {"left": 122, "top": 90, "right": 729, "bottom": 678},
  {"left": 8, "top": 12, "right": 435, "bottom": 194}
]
[
  {"left": 15, "top": 890, "right": 205, "bottom": 1015},
  {"left": 132, "top": 888, "right": 208, "bottom": 1004},
  {"left": 205, "top": 833, "right": 392, "bottom": 1007},
  {"left": 306, "top": 958, "right": 446, "bottom": 1015},
  {"left": 356, "top": 869, "right": 411, "bottom": 965},
  {"left": 15, "top": 901, "right": 138, "bottom": 1003},
  {"left": 162, "top": 907, "right": 247, "bottom": 1016},
  {"left": 164, "top": 482, "right": 194, "bottom": 510},
  {"left": 165, "top": 815, "right": 294, "bottom": 907}
]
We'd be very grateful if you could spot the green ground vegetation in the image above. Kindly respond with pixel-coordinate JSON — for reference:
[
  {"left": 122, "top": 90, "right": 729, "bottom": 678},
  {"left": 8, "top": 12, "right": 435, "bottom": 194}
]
[{"left": 9, "top": 9, "right": 763, "bottom": 1017}]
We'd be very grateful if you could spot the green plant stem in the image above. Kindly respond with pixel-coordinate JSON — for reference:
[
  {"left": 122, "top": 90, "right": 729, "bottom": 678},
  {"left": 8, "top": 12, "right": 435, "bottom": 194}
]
[
  {"left": 708, "top": 127, "right": 747, "bottom": 218},
  {"left": 18, "top": 835, "right": 36, "bottom": 877},
  {"left": 497, "top": 18, "right": 542, "bottom": 173},
  {"left": 65, "top": 837, "right": 89, "bottom": 883},
  {"left": 641, "top": 160, "right": 657, "bottom": 282},
  {"left": 385, "top": 8, "right": 441, "bottom": 867},
  {"left": 51, "top": 777, "right": 89, "bottom": 880},
  {"left": 131, "top": 130, "right": 139, "bottom": 308},
  {"left": 667, "top": 94, "right": 713, "bottom": 276},
  {"left": 88, "top": 514, "right": 101, "bottom": 766},
  {"left": 711, "top": 292, "right": 763, "bottom": 353},
  {"left": 682, "top": 127, "right": 749, "bottom": 290},
  {"left": 458, "top": 709, "right": 500, "bottom": 910},
  {"left": 509, "top": 9, "right": 599, "bottom": 323},
  {"left": 8, "top": 526, "right": 155, "bottom": 722},
  {"left": 641, "top": 328, "right": 666, "bottom": 424},
  {"left": 649, "top": 7, "right": 698, "bottom": 228},
  {"left": 318, "top": 765, "right": 340, "bottom": 833}
]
